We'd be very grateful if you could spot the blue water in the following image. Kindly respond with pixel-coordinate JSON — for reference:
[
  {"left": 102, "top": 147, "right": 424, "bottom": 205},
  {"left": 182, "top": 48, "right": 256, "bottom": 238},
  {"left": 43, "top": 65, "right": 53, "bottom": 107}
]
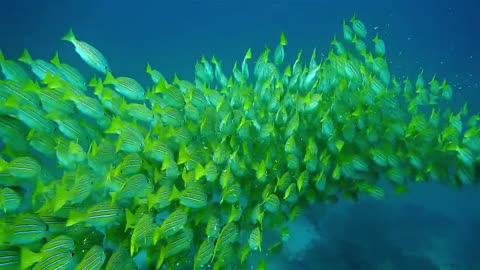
[{"left": 2, "top": 0, "right": 480, "bottom": 269}]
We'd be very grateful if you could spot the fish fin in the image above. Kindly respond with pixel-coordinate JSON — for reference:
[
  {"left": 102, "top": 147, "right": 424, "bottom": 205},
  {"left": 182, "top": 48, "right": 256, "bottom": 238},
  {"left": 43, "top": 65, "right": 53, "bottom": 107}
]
[
  {"left": 109, "top": 191, "right": 118, "bottom": 204},
  {"left": 0, "top": 157, "right": 8, "bottom": 172},
  {"left": 194, "top": 163, "right": 205, "bottom": 180},
  {"left": 20, "top": 247, "right": 42, "bottom": 270},
  {"left": 169, "top": 185, "right": 181, "bottom": 201},
  {"left": 93, "top": 79, "right": 104, "bottom": 95},
  {"left": 280, "top": 32, "right": 287, "bottom": 46},
  {"left": 62, "top": 28, "right": 76, "bottom": 42},
  {"left": 23, "top": 79, "right": 41, "bottom": 92},
  {"left": 104, "top": 116, "right": 123, "bottom": 134},
  {"left": 18, "top": 49, "right": 33, "bottom": 64},
  {"left": 155, "top": 247, "right": 167, "bottom": 270},
  {"left": 125, "top": 208, "right": 135, "bottom": 232},
  {"left": 4, "top": 95, "right": 19, "bottom": 108},
  {"left": 147, "top": 193, "right": 157, "bottom": 211},
  {"left": 103, "top": 71, "right": 116, "bottom": 85},
  {"left": 53, "top": 185, "right": 68, "bottom": 212},
  {"left": 177, "top": 143, "right": 189, "bottom": 165},
  {"left": 50, "top": 51, "right": 61, "bottom": 66},
  {"left": 66, "top": 210, "right": 85, "bottom": 226}
]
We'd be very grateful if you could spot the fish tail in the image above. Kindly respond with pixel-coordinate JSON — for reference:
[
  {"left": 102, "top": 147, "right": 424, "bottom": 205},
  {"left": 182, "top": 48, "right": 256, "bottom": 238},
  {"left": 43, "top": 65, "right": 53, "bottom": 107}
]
[
  {"left": 20, "top": 247, "right": 42, "bottom": 270},
  {"left": 50, "top": 51, "right": 61, "bottom": 66},
  {"left": 103, "top": 71, "right": 116, "bottom": 85},
  {"left": 18, "top": 49, "right": 33, "bottom": 64},
  {"left": 62, "top": 28, "right": 76, "bottom": 42}
]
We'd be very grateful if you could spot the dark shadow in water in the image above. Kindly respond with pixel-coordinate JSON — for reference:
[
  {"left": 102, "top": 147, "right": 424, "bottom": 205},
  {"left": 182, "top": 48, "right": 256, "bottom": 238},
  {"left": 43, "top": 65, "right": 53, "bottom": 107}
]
[
  {"left": 461, "top": 218, "right": 480, "bottom": 269},
  {"left": 294, "top": 199, "right": 464, "bottom": 269}
]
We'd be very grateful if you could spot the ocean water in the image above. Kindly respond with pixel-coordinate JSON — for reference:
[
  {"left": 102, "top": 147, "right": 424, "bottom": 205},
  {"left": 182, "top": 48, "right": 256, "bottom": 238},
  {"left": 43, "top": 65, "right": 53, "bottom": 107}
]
[{"left": 1, "top": 0, "right": 480, "bottom": 269}]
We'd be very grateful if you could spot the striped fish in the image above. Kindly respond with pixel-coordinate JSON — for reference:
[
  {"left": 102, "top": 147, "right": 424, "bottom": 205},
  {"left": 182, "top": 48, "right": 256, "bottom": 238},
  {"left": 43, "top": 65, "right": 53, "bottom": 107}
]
[
  {"left": 159, "top": 106, "right": 184, "bottom": 127},
  {"left": 0, "top": 188, "right": 21, "bottom": 213},
  {"left": 176, "top": 183, "right": 208, "bottom": 209},
  {"left": 350, "top": 15, "right": 367, "bottom": 39},
  {"left": 147, "top": 185, "right": 172, "bottom": 210},
  {"left": 105, "top": 247, "right": 136, "bottom": 270},
  {"left": 0, "top": 116, "right": 28, "bottom": 144},
  {"left": 0, "top": 80, "right": 41, "bottom": 108},
  {"left": 165, "top": 228, "right": 193, "bottom": 258},
  {"left": 158, "top": 84, "right": 185, "bottom": 109},
  {"left": 7, "top": 156, "right": 42, "bottom": 179},
  {"left": 156, "top": 228, "right": 193, "bottom": 269},
  {"left": 50, "top": 52, "right": 87, "bottom": 91},
  {"left": 18, "top": 49, "right": 58, "bottom": 80},
  {"left": 145, "top": 63, "right": 166, "bottom": 84},
  {"left": 37, "top": 86, "right": 77, "bottom": 115},
  {"left": 221, "top": 182, "right": 240, "bottom": 204},
  {"left": 14, "top": 105, "right": 57, "bottom": 133},
  {"left": 154, "top": 209, "right": 188, "bottom": 243},
  {"left": 32, "top": 249, "right": 74, "bottom": 270},
  {"left": 212, "top": 222, "right": 238, "bottom": 261},
  {"left": 110, "top": 173, "right": 149, "bottom": 203},
  {"left": 68, "top": 95, "right": 105, "bottom": 120},
  {"left": 82, "top": 202, "right": 121, "bottom": 226},
  {"left": 263, "top": 194, "right": 280, "bottom": 213},
  {"left": 194, "top": 239, "right": 214, "bottom": 269},
  {"left": 122, "top": 102, "right": 154, "bottom": 123},
  {"left": 114, "top": 153, "right": 143, "bottom": 176},
  {"left": 204, "top": 161, "right": 219, "bottom": 182},
  {"left": 0, "top": 50, "right": 30, "bottom": 85},
  {"left": 104, "top": 72, "right": 145, "bottom": 101},
  {"left": 10, "top": 214, "right": 48, "bottom": 245},
  {"left": 0, "top": 247, "right": 19, "bottom": 270},
  {"left": 50, "top": 117, "right": 89, "bottom": 143},
  {"left": 74, "top": 245, "right": 105, "bottom": 270},
  {"left": 143, "top": 140, "right": 174, "bottom": 163},
  {"left": 62, "top": 29, "right": 110, "bottom": 74},
  {"left": 248, "top": 226, "right": 262, "bottom": 251},
  {"left": 130, "top": 214, "right": 154, "bottom": 256},
  {"left": 116, "top": 125, "right": 145, "bottom": 153},
  {"left": 39, "top": 216, "right": 67, "bottom": 234},
  {"left": 40, "top": 235, "right": 75, "bottom": 254},
  {"left": 205, "top": 216, "right": 220, "bottom": 239}
]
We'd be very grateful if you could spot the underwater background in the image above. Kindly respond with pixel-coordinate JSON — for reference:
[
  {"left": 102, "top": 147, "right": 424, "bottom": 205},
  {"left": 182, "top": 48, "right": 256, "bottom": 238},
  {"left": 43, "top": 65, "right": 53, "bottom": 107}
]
[{"left": 1, "top": 0, "right": 480, "bottom": 269}]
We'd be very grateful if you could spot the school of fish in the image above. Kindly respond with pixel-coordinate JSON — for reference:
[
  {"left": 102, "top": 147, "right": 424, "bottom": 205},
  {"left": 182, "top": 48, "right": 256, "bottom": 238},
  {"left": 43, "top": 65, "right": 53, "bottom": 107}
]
[{"left": 0, "top": 15, "right": 479, "bottom": 269}]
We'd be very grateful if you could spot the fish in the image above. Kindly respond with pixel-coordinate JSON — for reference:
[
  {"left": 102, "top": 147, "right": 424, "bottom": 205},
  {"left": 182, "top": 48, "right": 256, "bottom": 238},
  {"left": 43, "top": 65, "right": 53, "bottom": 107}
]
[
  {"left": 104, "top": 72, "right": 145, "bottom": 101},
  {"left": 0, "top": 15, "right": 476, "bottom": 270},
  {"left": 62, "top": 29, "right": 110, "bottom": 74}
]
